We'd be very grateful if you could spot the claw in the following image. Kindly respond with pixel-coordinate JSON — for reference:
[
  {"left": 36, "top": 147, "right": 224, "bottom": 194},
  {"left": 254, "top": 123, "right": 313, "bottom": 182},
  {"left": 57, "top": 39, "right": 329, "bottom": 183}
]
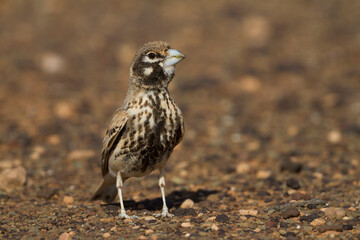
[
  {"left": 154, "top": 208, "right": 173, "bottom": 218},
  {"left": 118, "top": 209, "right": 138, "bottom": 219}
]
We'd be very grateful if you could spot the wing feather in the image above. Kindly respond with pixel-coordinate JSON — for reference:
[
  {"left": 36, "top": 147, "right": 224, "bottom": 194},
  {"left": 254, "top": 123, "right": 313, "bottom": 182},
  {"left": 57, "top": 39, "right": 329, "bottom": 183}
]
[{"left": 101, "top": 109, "right": 128, "bottom": 176}]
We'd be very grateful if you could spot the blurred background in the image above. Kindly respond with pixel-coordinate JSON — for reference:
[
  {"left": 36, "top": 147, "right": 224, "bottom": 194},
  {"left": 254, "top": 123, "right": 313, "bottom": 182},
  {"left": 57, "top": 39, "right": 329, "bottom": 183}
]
[{"left": 0, "top": 0, "right": 360, "bottom": 238}]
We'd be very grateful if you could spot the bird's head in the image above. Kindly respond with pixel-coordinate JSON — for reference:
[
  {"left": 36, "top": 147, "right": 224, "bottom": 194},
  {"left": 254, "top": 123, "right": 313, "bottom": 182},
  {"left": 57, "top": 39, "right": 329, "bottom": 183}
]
[{"left": 129, "top": 41, "right": 185, "bottom": 90}]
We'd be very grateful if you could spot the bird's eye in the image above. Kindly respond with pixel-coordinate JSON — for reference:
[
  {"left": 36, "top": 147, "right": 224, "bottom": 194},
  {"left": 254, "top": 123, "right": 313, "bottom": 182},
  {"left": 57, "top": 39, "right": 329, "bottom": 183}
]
[{"left": 147, "top": 52, "right": 156, "bottom": 59}]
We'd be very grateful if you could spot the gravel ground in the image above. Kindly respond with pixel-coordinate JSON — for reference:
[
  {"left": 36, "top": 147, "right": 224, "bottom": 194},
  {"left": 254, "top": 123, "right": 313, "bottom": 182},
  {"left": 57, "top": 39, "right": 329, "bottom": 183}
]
[{"left": 1, "top": 1, "right": 360, "bottom": 239}]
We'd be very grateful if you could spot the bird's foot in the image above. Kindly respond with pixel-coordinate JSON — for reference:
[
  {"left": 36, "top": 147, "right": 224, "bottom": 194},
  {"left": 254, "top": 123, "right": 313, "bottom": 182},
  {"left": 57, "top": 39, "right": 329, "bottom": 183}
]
[
  {"left": 118, "top": 210, "right": 138, "bottom": 219},
  {"left": 154, "top": 208, "right": 174, "bottom": 218}
]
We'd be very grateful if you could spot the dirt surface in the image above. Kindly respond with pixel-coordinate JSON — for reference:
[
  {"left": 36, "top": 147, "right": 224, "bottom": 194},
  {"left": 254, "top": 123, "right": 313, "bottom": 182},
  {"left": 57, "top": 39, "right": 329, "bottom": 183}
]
[{"left": 1, "top": 1, "right": 360, "bottom": 239}]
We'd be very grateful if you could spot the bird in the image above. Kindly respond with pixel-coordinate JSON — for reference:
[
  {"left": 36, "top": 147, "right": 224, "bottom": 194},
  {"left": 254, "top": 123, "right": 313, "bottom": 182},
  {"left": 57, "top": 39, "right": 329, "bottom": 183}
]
[{"left": 90, "top": 41, "right": 185, "bottom": 219}]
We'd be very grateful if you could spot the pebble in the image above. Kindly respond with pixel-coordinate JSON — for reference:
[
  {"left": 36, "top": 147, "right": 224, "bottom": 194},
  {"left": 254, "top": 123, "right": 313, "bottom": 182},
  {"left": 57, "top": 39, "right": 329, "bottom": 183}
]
[
  {"left": 181, "top": 222, "right": 192, "bottom": 228},
  {"left": 241, "top": 15, "right": 272, "bottom": 47},
  {"left": 318, "top": 224, "right": 343, "bottom": 233},
  {"left": 173, "top": 208, "right": 196, "bottom": 216},
  {"left": 300, "top": 212, "right": 320, "bottom": 222},
  {"left": 327, "top": 130, "right": 342, "bottom": 143},
  {"left": 342, "top": 224, "right": 353, "bottom": 230},
  {"left": 55, "top": 102, "right": 74, "bottom": 119},
  {"left": 0, "top": 159, "right": 21, "bottom": 170},
  {"left": 0, "top": 166, "right": 27, "bottom": 192},
  {"left": 63, "top": 196, "right": 74, "bottom": 204},
  {"left": 265, "top": 220, "right": 278, "bottom": 228},
  {"left": 310, "top": 218, "right": 325, "bottom": 227},
  {"left": 59, "top": 232, "right": 72, "bottom": 240},
  {"left": 211, "top": 224, "right": 219, "bottom": 231},
  {"left": 40, "top": 52, "right": 65, "bottom": 74},
  {"left": 180, "top": 199, "right": 195, "bottom": 208},
  {"left": 144, "top": 216, "right": 156, "bottom": 221},
  {"left": 236, "top": 162, "right": 251, "bottom": 174},
  {"left": 103, "top": 233, "right": 111, "bottom": 238},
  {"left": 281, "top": 207, "right": 300, "bottom": 219},
  {"left": 324, "top": 207, "right": 346, "bottom": 219},
  {"left": 237, "top": 75, "right": 261, "bottom": 93},
  {"left": 286, "top": 178, "right": 301, "bottom": 189},
  {"left": 67, "top": 150, "right": 95, "bottom": 161},
  {"left": 145, "top": 229, "right": 154, "bottom": 235},
  {"left": 239, "top": 209, "right": 258, "bottom": 216},
  {"left": 138, "top": 236, "right": 147, "bottom": 240},
  {"left": 100, "top": 217, "right": 113, "bottom": 223},
  {"left": 291, "top": 192, "right": 310, "bottom": 200},
  {"left": 215, "top": 214, "right": 229, "bottom": 223},
  {"left": 280, "top": 159, "right": 302, "bottom": 173},
  {"left": 206, "top": 216, "right": 216, "bottom": 221},
  {"left": 256, "top": 170, "right": 271, "bottom": 179}
]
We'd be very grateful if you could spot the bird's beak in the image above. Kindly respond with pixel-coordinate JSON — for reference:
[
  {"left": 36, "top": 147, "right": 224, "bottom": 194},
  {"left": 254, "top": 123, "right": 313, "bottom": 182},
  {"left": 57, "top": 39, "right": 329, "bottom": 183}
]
[{"left": 164, "top": 49, "right": 185, "bottom": 67}]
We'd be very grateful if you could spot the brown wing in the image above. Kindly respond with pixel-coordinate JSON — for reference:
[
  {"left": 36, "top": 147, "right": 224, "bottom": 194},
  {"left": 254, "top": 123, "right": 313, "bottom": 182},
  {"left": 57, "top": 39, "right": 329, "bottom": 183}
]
[{"left": 101, "top": 109, "right": 128, "bottom": 176}]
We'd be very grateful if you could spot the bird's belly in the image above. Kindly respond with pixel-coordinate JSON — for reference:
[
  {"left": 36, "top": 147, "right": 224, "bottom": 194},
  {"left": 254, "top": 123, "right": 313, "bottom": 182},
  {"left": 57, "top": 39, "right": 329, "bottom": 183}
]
[{"left": 108, "top": 103, "right": 182, "bottom": 178}]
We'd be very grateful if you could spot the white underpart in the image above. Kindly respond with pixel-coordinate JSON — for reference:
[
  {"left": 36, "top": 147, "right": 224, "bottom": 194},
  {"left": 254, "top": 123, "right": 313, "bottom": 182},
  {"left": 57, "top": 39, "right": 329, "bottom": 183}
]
[
  {"left": 164, "top": 66, "right": 175, "bottom": 76},
  {"left": 143, "top": 67, "right": 153, "bottom": 76}
]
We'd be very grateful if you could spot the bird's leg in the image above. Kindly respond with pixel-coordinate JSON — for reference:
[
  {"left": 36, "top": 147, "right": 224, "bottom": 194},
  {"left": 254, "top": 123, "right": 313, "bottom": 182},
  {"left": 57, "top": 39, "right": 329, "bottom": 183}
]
[
  {"left": 158, "top": 168, "right": 173, "bottom": 217},
  {"left": 116, "top": 171, "right": 135, "bottom": 219}
]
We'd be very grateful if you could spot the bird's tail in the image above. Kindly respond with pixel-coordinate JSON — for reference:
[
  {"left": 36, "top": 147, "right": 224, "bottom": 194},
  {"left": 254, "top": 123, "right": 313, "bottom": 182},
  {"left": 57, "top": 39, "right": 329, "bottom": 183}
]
[{"left": 89, "top": 174, "right": 117, "bottom": 203}]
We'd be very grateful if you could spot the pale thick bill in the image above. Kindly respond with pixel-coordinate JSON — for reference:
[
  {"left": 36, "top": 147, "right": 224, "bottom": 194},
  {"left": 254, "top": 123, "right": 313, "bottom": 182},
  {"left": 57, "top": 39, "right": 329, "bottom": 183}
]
[{"left": 163, "top": 49, "right": 185, "bottom": 67}]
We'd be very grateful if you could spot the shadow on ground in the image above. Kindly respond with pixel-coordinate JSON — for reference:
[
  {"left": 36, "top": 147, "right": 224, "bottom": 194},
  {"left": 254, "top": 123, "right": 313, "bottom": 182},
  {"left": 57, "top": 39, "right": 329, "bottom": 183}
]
[{"left": 103, "top": 189, "right": 218, "bottom": 213}]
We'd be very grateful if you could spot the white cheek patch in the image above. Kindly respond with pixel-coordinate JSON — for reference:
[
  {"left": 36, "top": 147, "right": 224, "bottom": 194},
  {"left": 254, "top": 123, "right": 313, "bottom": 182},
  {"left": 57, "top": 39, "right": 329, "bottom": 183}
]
[
  {"left": 164, "top": 66, "right": 175, "bottom": 76},
  {"left": 143, "top": 67, "right": 153, "bottom": 76}
]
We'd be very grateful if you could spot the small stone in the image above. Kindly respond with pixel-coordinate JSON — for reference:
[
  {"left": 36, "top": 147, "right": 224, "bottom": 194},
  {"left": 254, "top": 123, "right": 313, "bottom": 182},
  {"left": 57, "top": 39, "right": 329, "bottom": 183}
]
[
  {"left": 310, "top": 218, "right": 326, "bottom": 227},
  {"left": 0, "top": 166, "right": 27, "bottom": 192},
  {"left": 265, "top": 220, "right": 278, "bottom": 228},
  {"left": 63, "top": 196, "right": 74, "bottom": 204},
  {"left": 47, "top": 134, "right": 61, "bottom": 145},
  {"left": 327, "top": 130, "right": 342, "bottom": 143},
  {"left": 59, "top": 232, "right": 72, "bottom": 240},
  {"left": 291, "top": 192, "right": 310, "bottom": 200},
  {"left": 348, "top": 207, "right": 356, "bottom": 211},
  {"left": 103, "top": 233, "right": 111, "bottom": 238},
  {"left": 145, "top": 229, "right": 154, "bottom": 235},
  {"left": 236, "top": 162, "right": 251, "bottom": 174},
  {"left": 40, "top": 52, "right": 65, "bottom": 74},
  {"left": 211, "top": 224, "right": 219, "bottom": 231},
  {"left": 124, "top": 218, "right": 133, "bottom": 223},
  {"left": 324, "top": 207, "right": 346, "bottom": 219},
  {"left": 215, "top": 214, "right": 229, "bottom": 223},
  {"left": 318, "top": 224, "right": 343, "bottom": 233},
  {"left": 144, "top": 216, "right": 156, "bottom": 221},
  {"left": 280, "top": 159, "right": 302, "bottom": 173},
  {"left": 0, "top": 159, "right": 21, "bottom": 170},
  {"left": 173, "top": 208, "right": 197, "bottom": 216},
  {"left": 281, "top": 207, "right": 300, "bottom": 219},
  {"left": 67, "top": 150, "right": 95, "bottom": 161},
  {"left": 110, "top": 227, "right": 117, "bottom": 232},
  {"left": 100, "top": 217, "right": 113, "bottom": 223},
  {"left": 206, "top": 216, "right": 216, "bottom": 221},
  {"left": 181, "top": 222, "right": 192, "bottom": 228},
  {"left": 300, "top": 212, "right": 320, "bottom": 222},
  {"left": 342, "top": 224, "right": 353, "bottom": 230},
  {"left": 138, "top": 236, "right": 147, "bottom": 240},
  {"left": 239, "top": 209, "right": 258, "bottom": 216},
  {"left": 256, "top": 170, "right": 271, "bottom": 179},
  {"left": 307, "top": 203, "right": 317, "bottom": 209},
  {"left": 180, "top": 199, "right": 195, "bottom": 208},
  {"left": 237, "top": 75, "right": 261, "bottom": 93},
  {"left": 286, "top": 178, "right": 301, "bottom": 189},
  {"left": 55, "top": 102, "right": 74, "bottom": 120}
]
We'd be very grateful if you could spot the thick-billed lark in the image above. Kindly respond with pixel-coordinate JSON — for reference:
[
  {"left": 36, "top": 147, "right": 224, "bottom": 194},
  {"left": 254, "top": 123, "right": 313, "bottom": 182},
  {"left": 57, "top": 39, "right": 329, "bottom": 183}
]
[{"left": 90, "top": 41, "right": 185, "bottom": 219}]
